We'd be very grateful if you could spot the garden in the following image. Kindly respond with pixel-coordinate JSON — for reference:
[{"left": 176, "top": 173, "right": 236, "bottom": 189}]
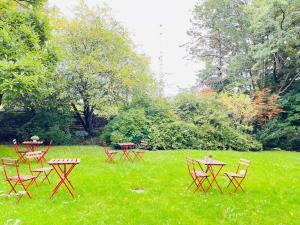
[{"left": 0, "top": 0, "right": 299, "bottom": 224}]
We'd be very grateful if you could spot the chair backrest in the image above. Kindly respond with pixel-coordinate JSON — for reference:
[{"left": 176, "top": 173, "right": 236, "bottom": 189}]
[
  {"left": 186, "top": 157, "right": 197, "bottom": 178},
  {"left": 44, "top": 140, "right": 53, "bottom": 153},
  {"left": 12, "top": 139, "right": 19, "bottom": 153},
  {"left": 236, "top": 159, "right": 251, "bottom": 177},
  {"left": 103, "top": 143, "right": 109, "bottom": 153},
  {"left": 1, "top": 158, "right": 20, "bottom": 180},
  {"left": 140, "top": 140, "right": 148, "bottom": 149},
  {"left": 25, "top": 151, "right": 43, "bottom": 172}
]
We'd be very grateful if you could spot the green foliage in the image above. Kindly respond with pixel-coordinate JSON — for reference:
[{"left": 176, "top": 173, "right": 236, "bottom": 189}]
[
  {"left": 0, "top": 0, "right": 58, "bottom": 108},
  {"left": 188, "top": 0, "right": 300, "bottom": 94},
  {"left": 257, "top": 82, "right": 300, "bottom": 151},
  {"left": 102, "top": 93, "right": 262, "bottom": 151},
  {"left": 101, "top": 108, "right": 148, "bottom": 147},
  {"left": 50, "top": 2, "right": 155, "bottom": 135},
  {"left": 17, "top": 111, "right": 73, "bottom": 145}
]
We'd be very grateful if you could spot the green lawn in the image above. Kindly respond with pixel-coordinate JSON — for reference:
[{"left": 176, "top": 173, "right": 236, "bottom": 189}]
[{"left": 0, "top": 145, "right": 299, "bottom": 225}]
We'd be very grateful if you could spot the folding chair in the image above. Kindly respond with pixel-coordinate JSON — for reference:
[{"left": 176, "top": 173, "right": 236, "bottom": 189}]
[
  {"left": 1, "top": 158, "right": 37, "bottom": 203},
  {"left": 37, "top": 140, "right": 53, "bottom": 163},
  {"left": 25, "top": 151, "right": 53, "bottom": 185},
  {"left": 132, "top": 140, "right": 147, "bottom": 162},
  {"left": 224, "top": 159, "right": 251, "bottom": 193},
  {"left": 186, "top": 158, "right": 211, "bottom": 193},
  {"left": 103, "top": 144, "right": 118, "bottom": 163},
  {"left": 12, "top": 139, "right": 29, "bottom": 163}
]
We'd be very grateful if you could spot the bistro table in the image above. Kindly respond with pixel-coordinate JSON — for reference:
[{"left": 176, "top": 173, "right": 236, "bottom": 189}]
[
  {"left": 119, "top": 143, "right": 136, "bottom": 162},
  {"left": 48, "top": 158, "right": 80, "bottom": 198},
  {"left": 196, "top": 159, "right": 226, "bottom": 193},
  {"left": 22, "top": 141, "right": 43, "bottom": 151}
]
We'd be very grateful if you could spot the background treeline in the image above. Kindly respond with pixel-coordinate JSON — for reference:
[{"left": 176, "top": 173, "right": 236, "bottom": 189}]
[{"left": 0, "top": 0, "right": 299, "bottom": 151}]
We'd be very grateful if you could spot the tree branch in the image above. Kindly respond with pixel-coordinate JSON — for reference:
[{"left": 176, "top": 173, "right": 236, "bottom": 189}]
[{"left": 279, "top": 72, "right": 300, "bottom": 94}]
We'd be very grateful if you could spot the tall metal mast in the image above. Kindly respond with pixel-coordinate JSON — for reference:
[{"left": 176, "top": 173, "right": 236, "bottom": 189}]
[{"left": 158, "top": 24, "right": 165, "bottom": 97}]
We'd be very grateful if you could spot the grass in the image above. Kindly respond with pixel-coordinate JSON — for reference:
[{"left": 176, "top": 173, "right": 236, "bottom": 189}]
[{"left": 0, "top": 145, "right": 299, "bottom": 225}]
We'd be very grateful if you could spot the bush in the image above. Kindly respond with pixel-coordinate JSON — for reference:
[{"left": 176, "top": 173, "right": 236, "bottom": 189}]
[
  {"left": 17, "top": 111, "right": 73, "bottom": 145},
  {"left": 101, "top": 94, "right": 262, "bottom": 151},
  {"left": 101, "top": 108, "right": 148, "bottom": 147},
  {"left": 257, "top": 82, "right": 300, "bottom": 151}
]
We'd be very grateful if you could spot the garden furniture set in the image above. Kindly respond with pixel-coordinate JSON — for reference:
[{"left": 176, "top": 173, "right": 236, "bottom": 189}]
[
  {"left": 104, "top": 141, "right": 147, "bottom": 163},
  {"left": 1, "top": 139, "right": 80, "bottom": 203},
  {"left": 186, "top": 157, "right": 250, "bottom": 193}
]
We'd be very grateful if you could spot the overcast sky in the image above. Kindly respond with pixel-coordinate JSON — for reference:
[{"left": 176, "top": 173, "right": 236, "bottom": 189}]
[{"left": 48, "top": 0, "right": 200, "bottom": 96}]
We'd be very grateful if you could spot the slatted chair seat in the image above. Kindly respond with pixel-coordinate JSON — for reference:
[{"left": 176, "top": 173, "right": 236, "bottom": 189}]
[
  {"left": 224, "top": 172, "right": 243, "bottom": 178},
  {"left": 195, "top": 171, "right": 209, "bottom": 177},
  {"left": 8, "top": 175, "right": 37, "bottom": 182},
  {"left": 32, "top": 167, "right": 52, "bottom": 173},
  {"left": 18, "top": 150, "right": 30, "bottom": 154},
  {"left": 107, "top": 150, "right": 117, "bottom": 154}
]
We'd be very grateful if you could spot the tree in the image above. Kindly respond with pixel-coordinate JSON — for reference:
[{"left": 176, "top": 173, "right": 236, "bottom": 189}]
[
  {"left": 186, "top": 0, "right": 251, "bottom": 92},
  {"left": 0, "top": 0, "right": 57, "bottom": 108},
  {"left": 52, "top": 2, "right": 155, "bottom": 135}
]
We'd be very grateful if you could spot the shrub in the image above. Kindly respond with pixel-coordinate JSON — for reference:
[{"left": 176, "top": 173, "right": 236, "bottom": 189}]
[
  {"left": 257, "top": 83, "right": 300, "bottom": 151},
  {"left": 17, "top": 111, "right": 73, "bottom": 145},
  {"left": 102, "top": 94, "right": 262, "bottom": 151}
]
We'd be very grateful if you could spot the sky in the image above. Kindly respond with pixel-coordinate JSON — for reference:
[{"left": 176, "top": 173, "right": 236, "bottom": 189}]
[{"left": 48, "top": 0, "right": 200, "bottom": 96}]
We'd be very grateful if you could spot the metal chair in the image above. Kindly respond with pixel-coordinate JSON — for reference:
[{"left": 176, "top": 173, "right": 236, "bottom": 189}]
[
  {"left": 12, "top": 139, "right": 29, "bottom": 163},
  {"left": 25, "top": 151, "right": 53, "bottom": 185},
  {"left": 103, "top": 144, "right": 118, "bottom": 163},
  {"left": 1, "top": 158, "right": 37, "bottom": 203},
  {"left": 224, "top": 159, "right": 251, "bottom": 193},
  {"left": 186, "top": 158, "right": 211, "bottom": 193}
]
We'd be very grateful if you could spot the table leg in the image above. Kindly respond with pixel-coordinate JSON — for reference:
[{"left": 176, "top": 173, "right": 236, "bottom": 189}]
[
  {"left": 207, "top": 165, "right": 224, "bottom": 193},
  {"left": 50, "top": 164, "right": 76, "bottom": 198},
  {"left": 57, "top": 165, "right": 74, "bottom": 190}
]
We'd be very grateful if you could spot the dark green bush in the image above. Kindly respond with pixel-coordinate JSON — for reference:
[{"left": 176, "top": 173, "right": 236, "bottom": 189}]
[
  {"left": 17, "top": 111, "right": 73, "bottom": 145},
  {"left": 101, "top": 94, "right": 262, "bottom": 151},
  {"left": 257, "top": 82, "right": 300, "bottom": 151}
]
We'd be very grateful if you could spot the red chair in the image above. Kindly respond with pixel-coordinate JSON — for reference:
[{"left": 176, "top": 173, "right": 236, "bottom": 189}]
[
  {"left": 133, "top": 140, "right": 147, "bottom": 162},
  {"left": 25, "top": 151, "right": 53, "bottom": 185},
  {"left": 12, "top": 139, "right": 29, "bottom": 163},
  {"left": 37, "top": 140, "right": 52, "bottom": 163},
  {"left": 224, "top": 159, "right": 251, "bottom": 193},
  {"left": 1, "top": 158, "right": 37, "bottom": 203},
  {"left": 186, "top": 158, "right": 211, "bottom": 193},
  {"left": 103, "top": 144, "right": 118, "bottom": 163}
]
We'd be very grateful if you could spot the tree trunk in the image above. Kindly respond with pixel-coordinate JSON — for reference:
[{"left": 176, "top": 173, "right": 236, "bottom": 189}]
[{"left": 71, "top": 103, "right": 94, "bottom": 136}]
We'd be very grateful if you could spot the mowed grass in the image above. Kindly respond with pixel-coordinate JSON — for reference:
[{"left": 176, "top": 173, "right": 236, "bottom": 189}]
[{"left": 0, "top": 145, "right": 299, "bottom": 225}]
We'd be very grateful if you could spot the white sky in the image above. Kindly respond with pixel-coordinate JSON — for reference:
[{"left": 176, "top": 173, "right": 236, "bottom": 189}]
[{"left": 48, "top": 0, "right": 200, "bottom": 96}]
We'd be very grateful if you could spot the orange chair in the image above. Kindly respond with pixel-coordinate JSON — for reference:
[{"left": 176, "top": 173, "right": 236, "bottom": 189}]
[
  {"left": 103, "top": 144, "right": 118, "bottom": 163},
  {"left": 186, "top": 158, "right": 211, "bottom": 193},
  {"left": 25, "top": 151, "right": 53, "bottom": 185},
  {"left": 12, "top": 139, "right": 29, "bottom": 163},
  {"left": 1, "top": 158, "right": 37, "bottom": 203},
  {"left": 224, "top": 159, "right": 251, "bottom": 193},
  {"left": 133, "top": 140, "right": 147, "bottom": 162},
  {"left": 37, "top": 140, "right": 53, "bottom": 163}
]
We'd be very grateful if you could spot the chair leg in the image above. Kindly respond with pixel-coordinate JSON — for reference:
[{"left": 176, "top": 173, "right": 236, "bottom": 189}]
[
  {"left": 186, "top": 177, "right": 198, "bottom": 190},
  {"left": 233, "top": 177, "right": 245, "bottom": 193}
]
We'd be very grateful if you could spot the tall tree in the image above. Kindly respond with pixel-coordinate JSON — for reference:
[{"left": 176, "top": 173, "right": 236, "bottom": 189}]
[
  {"left": 0, "top": 0, "right": 57, "bottom": 108},
  {"left": 51, "top": 3, "right": 155, "bottom": 135},
  {"left": 186, "top": 0, "right": 250, "bottom": 92}
]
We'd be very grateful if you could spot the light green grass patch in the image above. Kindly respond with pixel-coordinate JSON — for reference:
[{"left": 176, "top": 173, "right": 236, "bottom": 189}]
[{"left": 0, "top": 145, "right": 299, "bottom": 225}]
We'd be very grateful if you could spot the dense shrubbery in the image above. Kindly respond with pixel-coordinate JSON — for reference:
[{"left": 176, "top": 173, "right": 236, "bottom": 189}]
[
  {"left": 17, "top": 111, "right": 73, "bottom": 145},
  {"left": 101, "top": 92, "right": 262, "bottom": 151},
  {"left": 257, "top": 83, "right": 300, "bottom": 151}
]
